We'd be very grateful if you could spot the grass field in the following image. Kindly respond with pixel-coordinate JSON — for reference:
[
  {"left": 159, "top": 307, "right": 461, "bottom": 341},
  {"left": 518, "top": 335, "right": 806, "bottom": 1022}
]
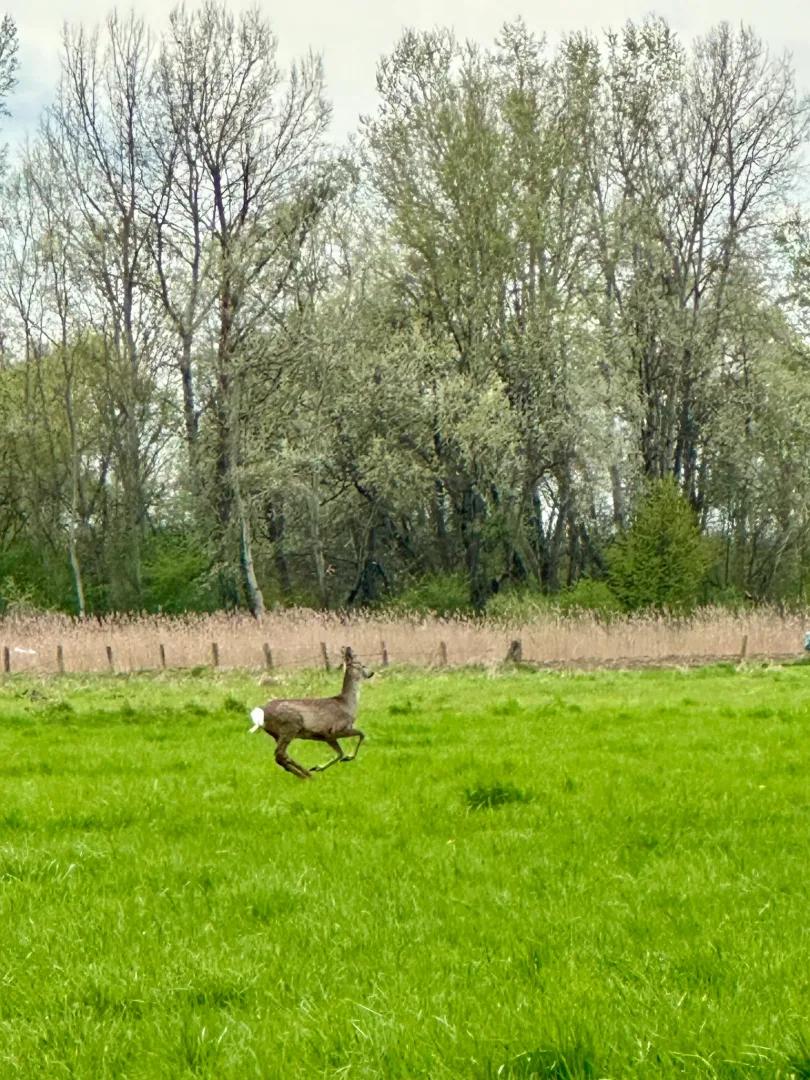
[{"left": 1, "top": 661, "right": 809, "bottom": 1079}]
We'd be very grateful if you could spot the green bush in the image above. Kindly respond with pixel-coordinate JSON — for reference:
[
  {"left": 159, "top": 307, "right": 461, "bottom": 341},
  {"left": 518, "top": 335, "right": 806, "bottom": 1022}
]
[
  {"left": 386, "top": 573, "right": 472, "bottom": 617},
  {"left": 0, "top": 544, "right": 73, "bottom": 612},
  {"left": 705, "top": 584, "right": 751, "bottom": 611},
  {"left": 558, "top": 578, "right": 623, "bottom": 618},
  {"left": 485, "top": 585, "right": 552, "bottom": 621},
  {"left": 486, "top": 579, "right": 622, "bottom": 620},
  {"left": 141, "top": 533, "right": 217, "bottom": 614},
  {"left": 608, "top": 478, "right": 709, "bottom": 614}
]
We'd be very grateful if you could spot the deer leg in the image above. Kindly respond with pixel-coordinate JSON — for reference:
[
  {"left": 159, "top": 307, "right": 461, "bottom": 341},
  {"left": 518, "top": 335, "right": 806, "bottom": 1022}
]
[
  {"left": 274, "top": 734, "right": 311, "bottom": 780},
  {"left": 342, "top": 729, "right": 364, "bottom": 761},
  {"left": 311, "top": 738, "right": 345, "bottom": 773}
]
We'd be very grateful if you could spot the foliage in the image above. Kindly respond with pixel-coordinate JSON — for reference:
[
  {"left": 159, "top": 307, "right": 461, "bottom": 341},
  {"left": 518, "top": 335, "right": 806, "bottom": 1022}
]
[
  {"left": 141, "top": 533, "right": 217, "bottom": 614},
  {"left": 608, "top": 479, "right": 710, "bottom": 613},
  {"left": 486, "top": 586, "right": 553, "bottom": 621},
  {"left": 557, "top": 578, "right": 623, "bottom": 618},
  {"left": 0, "top": 12, "right": 808, "bottom": 616},
  {"left": 1, "top": 663, "right": 810, "bottom": 1077},
  {"left": 0, "top": 574, "right": 43, "bottom": 616},
  {"left": 385, "top": 572, "right": 472, "bottom": 617}
]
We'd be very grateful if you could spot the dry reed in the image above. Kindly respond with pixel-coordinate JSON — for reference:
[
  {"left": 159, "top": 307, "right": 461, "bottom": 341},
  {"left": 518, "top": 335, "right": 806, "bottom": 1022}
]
[{"left": 0, "top": 607, "right": 806, "bottom": 676}]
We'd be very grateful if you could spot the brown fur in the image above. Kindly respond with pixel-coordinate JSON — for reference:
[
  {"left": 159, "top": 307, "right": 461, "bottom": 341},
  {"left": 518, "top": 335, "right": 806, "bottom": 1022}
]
[{"left": 252, "top": 647, "right": 373, "bottom": 779}]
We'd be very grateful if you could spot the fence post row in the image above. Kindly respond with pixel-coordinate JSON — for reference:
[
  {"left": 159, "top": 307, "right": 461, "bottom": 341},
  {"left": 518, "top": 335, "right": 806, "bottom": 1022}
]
[{"left": 0, "top": 626, "right": 806, "bottom": 676}]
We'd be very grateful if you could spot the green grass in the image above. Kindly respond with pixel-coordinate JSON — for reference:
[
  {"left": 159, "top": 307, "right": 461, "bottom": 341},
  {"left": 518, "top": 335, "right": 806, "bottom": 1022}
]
[{"left": 1, "top": 662, "right": 810, "bottom": 1078}]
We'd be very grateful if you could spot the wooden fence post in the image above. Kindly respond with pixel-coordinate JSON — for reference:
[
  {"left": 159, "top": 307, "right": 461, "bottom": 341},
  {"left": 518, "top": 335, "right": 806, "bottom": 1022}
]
[
  {"left": 263, "top": 643, "right": 273, "bottom": 670},
  {"left": 505, "top": 640, "right": 523, "bottom": 663},
  {"left": 57, "top": 645, "right": 65, "bottom": 675},
  {"left": 320, "top": 642, "right": 331, "bottom": 671},
  {"left": 159, "top": 644, "right": 167, "bottom": 669},
  {"left": 439, "top": 640, "right": 448, "bottom": 667},
  {"left": 106, "top": 645, "right": 114, "bottom": 673},
  {"left": 740, "top": 634, "right": 748, "bottom": 661},
  {"left": 3, "top": 646, "right": 9, "bottom": 673},
  {"left": 381, "top": 640, "right": 389, "bottom": 667},
  {"left": 211, "top": 642, "right": 220, "bottom": 668}
]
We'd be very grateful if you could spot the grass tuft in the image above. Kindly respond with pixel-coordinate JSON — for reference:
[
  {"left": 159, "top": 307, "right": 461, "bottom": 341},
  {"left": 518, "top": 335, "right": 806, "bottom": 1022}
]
[{"left": 465, "top": 780, "right": 533, "bottom": 810}]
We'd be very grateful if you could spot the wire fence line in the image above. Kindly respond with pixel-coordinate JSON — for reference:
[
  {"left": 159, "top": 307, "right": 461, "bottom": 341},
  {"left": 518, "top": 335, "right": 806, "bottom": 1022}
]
[
  {"left": 0, "top": 625, "right": 806, "bottom": 677},
  {"left": 0, "top": 639, "right": 494, "bottom": 675}
]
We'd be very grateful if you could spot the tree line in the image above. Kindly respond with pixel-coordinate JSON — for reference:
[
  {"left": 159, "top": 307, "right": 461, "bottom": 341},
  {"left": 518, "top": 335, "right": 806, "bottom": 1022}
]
[{"left": 0, "top": 6, "right": 809, "bottom": 618}]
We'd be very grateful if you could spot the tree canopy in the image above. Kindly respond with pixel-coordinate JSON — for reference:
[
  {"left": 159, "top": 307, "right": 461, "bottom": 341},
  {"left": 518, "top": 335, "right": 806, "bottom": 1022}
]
[{"left": 0, "top": 9, "right": 808, "bottom": 616}]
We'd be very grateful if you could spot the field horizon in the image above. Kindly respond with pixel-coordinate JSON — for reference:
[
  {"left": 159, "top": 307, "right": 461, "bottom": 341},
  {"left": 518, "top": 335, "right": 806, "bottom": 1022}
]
[{"left": 1, "top": 660, "right": 809, "bottom": 1078}]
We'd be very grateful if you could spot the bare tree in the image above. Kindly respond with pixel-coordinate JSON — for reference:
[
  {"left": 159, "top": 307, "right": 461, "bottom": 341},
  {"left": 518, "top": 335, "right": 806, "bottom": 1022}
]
[
  {"left": 586, "top": 19, "right": 810, "bottom": 500},
  {"left": 26, "top": 134, "right": 90, "bottom": 614},
  {"left": 0, "top": 14, "right": 18, "bottom": 185},
  {"left": 158, "top": 1, "right": 333, "bottom": 617},
  {"left": 46, "top": 12, "right": 163, "bottom": 606}
]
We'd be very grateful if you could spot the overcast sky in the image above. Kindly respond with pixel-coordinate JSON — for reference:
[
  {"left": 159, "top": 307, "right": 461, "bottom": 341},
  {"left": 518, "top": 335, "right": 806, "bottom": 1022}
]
[{"left": 3, "top": 0, "right": 810, "bottom": 148}]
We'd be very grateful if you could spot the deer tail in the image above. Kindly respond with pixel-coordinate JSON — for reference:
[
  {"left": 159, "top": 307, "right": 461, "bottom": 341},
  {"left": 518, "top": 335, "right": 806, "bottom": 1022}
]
[{"left": 249, "top": 706, "right": 266, "bottom": 733}]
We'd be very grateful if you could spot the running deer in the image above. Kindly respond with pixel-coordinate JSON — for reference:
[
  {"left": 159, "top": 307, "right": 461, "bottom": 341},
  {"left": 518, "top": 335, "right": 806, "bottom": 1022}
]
[{"left": 248, "top": 646, "right": 373, "bottom": 779}]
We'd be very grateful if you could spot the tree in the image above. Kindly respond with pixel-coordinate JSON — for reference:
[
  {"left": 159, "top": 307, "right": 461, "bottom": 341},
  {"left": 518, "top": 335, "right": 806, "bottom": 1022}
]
[
  {"left": 608, "top": 478, "right": 709, "bottom": 612},
  {"left": 157, "top": 1, "right": 334, "bottom": 616},
  {"left": 584, "top": 19, "right": 810, "bottom": 506},
  {"left": 362, "top": 23, "right": 605, "bottom": 606},
  {"left": 0, "top": 14, "right": 18, "bottom": 185},
  {"left": 45, "top": 13, "right": 167, "bottom": 607}
]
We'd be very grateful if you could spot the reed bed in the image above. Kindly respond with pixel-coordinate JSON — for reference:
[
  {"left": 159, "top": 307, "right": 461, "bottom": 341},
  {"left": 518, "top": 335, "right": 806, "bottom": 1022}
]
[{"left": 0, "top": 606, "right": 806, "bottom": 675}]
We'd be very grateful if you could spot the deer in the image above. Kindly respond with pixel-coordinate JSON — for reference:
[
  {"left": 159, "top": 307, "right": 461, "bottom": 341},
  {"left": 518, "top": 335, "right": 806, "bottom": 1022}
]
[{"left": 248, "top": 646, "right": 373, "bottom": 779}]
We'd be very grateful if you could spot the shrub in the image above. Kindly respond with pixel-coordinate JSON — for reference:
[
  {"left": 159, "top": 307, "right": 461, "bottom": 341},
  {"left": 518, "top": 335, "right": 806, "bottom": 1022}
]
[
  {"left": 608, "top": 478, "right": 709, "bottom": 614},
  {"left": 557, "top": 579, "right": 623, "bottom": 618},
  {"left": 386, "top": 573, "right": 472, "bottom": 618},
  {"left": 485, "top": 585, "right": 552, "bottom": 621},
  {"left": 141, "top": 533, "right": 216, "bottom": 614}
]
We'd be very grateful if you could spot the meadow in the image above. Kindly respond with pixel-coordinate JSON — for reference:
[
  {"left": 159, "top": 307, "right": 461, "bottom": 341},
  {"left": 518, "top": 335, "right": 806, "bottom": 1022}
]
[{"left": 0, "top": 660, "right": 809, "bottom": 1079}]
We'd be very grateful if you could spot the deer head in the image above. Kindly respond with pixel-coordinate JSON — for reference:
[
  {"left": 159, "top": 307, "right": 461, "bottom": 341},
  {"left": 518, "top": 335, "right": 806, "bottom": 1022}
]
[{"left": 342, "top": 646, "right": 374, "bottom": 680}]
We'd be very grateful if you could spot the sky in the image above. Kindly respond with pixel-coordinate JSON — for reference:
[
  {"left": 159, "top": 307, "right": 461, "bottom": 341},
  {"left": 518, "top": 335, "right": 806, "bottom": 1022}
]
[{"left": 3, "top": 0, "right": 810, "bottom": 149}]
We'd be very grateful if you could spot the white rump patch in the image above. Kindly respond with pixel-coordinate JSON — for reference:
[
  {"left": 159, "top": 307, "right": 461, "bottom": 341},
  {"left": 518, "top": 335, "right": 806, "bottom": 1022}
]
[{"left": 249, "top": 707, "right": 265, "bottom": 733}]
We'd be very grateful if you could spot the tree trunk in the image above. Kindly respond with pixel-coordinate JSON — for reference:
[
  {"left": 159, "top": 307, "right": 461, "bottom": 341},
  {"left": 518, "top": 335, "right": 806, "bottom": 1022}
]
[
  {"left": 610, "top": 464, "right": 626, "bottom": 528},
  {"left": 308, "top": 489, "right": 328, "bottom": 608},
  {"left": 180, "top": 334, "right": 198, "bottom": 453},
  {"left": 237, "top": 487, "right": 265, "bottom": 618}
]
